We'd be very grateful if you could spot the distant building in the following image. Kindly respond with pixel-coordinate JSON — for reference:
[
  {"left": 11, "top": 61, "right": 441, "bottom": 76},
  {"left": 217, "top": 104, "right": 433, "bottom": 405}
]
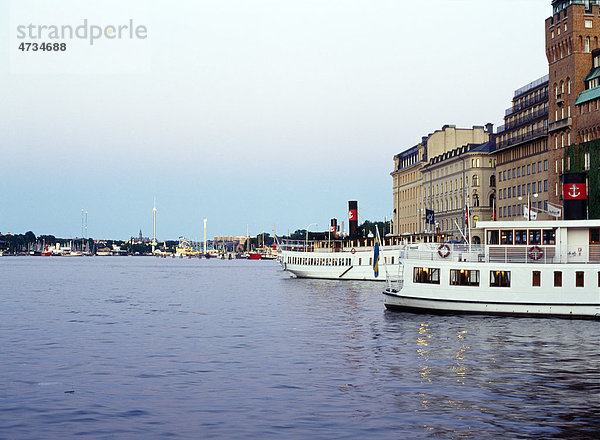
[
  {"left": 494, "top": 76, "right": 551, "bottom": 221},
  {"left": 213, "top": 235, "right": 247, "bottom": 252},
  {"left": 422, "top": 140, "right": 496, "bottom": 244}
]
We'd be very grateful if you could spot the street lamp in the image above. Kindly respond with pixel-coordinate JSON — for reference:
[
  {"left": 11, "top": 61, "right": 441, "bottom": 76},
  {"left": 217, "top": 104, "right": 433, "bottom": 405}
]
[
  {"left": 518, "top": 193, "right": 539, "bottom": 220},
  {"left": 305, "top": 223, "right": 317, "bottom": 252}
]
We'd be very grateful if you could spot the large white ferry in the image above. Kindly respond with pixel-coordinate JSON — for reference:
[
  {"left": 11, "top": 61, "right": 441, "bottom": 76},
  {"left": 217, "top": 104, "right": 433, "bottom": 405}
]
[
  {"left": 277, "top": 200, "right": 404, "bottom": 281},
  {"left": 382, "top": 219, "right": 600, "bottom": 319},
  {"left": 277, "top": 235, "right": 405, "bottom": 281}
]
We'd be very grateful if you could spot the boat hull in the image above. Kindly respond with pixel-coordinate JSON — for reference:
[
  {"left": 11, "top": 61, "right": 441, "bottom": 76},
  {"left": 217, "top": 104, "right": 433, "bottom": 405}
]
[
  {"left": 383, "top": 258, "right": 600, "bottom": 319},
  {"left": 383, "top": 290, "right": 599, "bottom": 319},
  {"left": 279, "top": 246, "right": 404, "bottom": 281}
]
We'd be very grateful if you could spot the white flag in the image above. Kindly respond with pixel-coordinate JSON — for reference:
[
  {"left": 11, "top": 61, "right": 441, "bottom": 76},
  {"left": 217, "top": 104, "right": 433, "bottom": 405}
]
[
  {"left": 548, "top": 204, "right": 562, "bottom": 218},
  {"left": 523, "top": 205, "right": 538, "bottom": 220}
]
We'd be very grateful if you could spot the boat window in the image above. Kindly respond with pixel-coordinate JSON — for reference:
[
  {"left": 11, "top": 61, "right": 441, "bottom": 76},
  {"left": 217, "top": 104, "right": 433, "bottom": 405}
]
[
  {"left": 413, "top": 267, "right": 441, "bottom": 284},
  {"left": 450, "top": 269, "right": 480, "bottom": 287},
  {"left": 554, "top": 271, "right": 562, "bottom": 287},
  {"left": 391, "top": 256, "right": 394, "bottom": 264},
  {"left": 532, "top": 271, "right": 541, "bottom": 287},
  {"left": 490, "top": 271, "right": 511, "bottom": 287},
  {"left": 590, "top": 228, "right": 600, "bottom": 244},
  {"left": 514, "top": 230, "right": 527, "bottom": 245},
  {"left": 359, "top": 258, "right": 362, "bottom": 265},
  {"left": 576, "top": 271, "right": 584, "bottom": 287},
  {"left": 500, "top": 230, "right": 513, "bottom": 245},
  {"left": 487, "top": 230, "right": 499, "bottom": 245},
  {"left": 543, "top": 230, "right": 556, "bottom": 245},
  {"left": 529, "top": 230, "right": 541, "bottom": 245},
  {"left": 598, "top": 272, "right": 600, "bottom": 287}
]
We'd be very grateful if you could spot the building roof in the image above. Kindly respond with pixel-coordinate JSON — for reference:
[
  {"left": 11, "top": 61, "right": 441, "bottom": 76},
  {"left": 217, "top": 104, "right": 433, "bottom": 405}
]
[
  {"left": 469, "top": 140, "right": 495, "bottom": 153},
  {"left": 575, "top": 86, "right": 600, "bottom": 106},
  {"left": 584, "top": 67, "right": 600, "bottom": 83},
  {"left": 423, "top": 141, "right": 494, "bottom": 169}
]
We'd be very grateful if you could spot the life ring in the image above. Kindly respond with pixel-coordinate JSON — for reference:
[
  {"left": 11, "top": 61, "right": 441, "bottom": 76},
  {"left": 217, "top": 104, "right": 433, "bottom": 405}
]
[
  {"left": 350, "top": 248, "right": 356, "bottom": 254},
  {"left": 528, "top": 246, "right": 544, "bottom": 261},
  {"left": 437, "top": 243, "right": 450, "bottom": 258}
]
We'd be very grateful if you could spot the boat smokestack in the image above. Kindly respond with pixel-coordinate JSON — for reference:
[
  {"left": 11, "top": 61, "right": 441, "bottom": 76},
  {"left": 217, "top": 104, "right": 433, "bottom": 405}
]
[
  {"left": 563, "top": 173, "right": 587, "bottom": 220},
  {"left": 330, "top": 218, "right": 338, "bottom": 234},
  {"left": 348, "top": 201, "right": 358, "bottom": 237}
]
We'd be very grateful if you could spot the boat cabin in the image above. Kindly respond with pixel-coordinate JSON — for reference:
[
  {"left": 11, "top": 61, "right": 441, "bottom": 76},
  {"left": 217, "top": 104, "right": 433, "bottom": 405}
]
[{"left": 477, "top": 219, "right": 600, "bottom": 263}]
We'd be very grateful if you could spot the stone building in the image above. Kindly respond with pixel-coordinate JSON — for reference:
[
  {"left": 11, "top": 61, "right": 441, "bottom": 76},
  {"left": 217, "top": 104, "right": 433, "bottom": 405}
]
[
  {"left": 494, "top": 76, "right": 552, "bottom": 221},
  {"left": 421, "top": 141, "right": 496, "bottom": 244},
  {"left": 391, "top": 124, "right": 491, "bottom": 241}
]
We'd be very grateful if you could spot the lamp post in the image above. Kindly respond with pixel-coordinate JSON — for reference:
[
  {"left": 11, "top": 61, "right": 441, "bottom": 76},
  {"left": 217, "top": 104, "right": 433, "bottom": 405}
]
[
  {"left": 305, "top": 223, "right": 317, "bottom": 252},
  {"left": 518, "top": 193, "right": 539, "bottom": 220}
]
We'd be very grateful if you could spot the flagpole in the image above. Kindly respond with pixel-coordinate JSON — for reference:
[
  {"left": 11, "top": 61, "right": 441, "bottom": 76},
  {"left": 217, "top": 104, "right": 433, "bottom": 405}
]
[{"left": 375, "top": 225, "right": 389, "bottom": 280}]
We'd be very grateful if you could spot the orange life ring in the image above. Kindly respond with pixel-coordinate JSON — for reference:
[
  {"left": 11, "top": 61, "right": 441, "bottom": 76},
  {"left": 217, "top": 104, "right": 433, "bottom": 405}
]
[
  {"left": 528, "top": 246, "right": 544, "bottom": 261},
  {"left": 350, "top": 248, "right": 356, "bottom": 254},
  {"left": 437, "top": 243, "right": 450, "bottom": 258}
]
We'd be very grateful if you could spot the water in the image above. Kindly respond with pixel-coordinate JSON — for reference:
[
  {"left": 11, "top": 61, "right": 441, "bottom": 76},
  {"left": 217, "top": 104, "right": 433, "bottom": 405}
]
[{"left": 1, "top": 257, "right": 598, "bottom": 439}]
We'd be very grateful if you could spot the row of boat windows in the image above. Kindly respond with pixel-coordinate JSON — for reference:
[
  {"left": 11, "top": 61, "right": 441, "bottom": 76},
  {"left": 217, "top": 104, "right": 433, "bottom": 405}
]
[
  {"left": 488, "top": 228, "right": 600, "bottom": 245},
  {"left": 414, "top": 267, "right": 599, "bottom": 288},
  {"left": 487, "top": 229, "right": 556, "bottom": 245},
  {"left": 286, "top": 256, "right": 396, "bottom": 266}
]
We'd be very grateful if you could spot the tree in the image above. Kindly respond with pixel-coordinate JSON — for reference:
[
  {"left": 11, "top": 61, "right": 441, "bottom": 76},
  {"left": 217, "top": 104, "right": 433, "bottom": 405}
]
[
  {"left": 24, "top": 231, "right": 36, "bottom": 244},
  {"left": 290, "top": 229, "right": 306, "bottom": 240}
]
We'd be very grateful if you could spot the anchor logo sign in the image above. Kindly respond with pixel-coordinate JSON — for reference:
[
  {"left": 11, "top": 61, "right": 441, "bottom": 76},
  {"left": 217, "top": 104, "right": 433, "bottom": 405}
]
[
  {"left": 563, "top": 183, "right": 586, "bottom": 200},
  {"left": 568, "top": 184, "right": 580, "bottom": 198}
]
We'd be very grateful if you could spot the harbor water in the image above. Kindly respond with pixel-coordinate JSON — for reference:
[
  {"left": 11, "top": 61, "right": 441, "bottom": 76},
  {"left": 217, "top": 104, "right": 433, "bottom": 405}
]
[{"left": 1, "top": 257, "right": 598, "bottom": 439}]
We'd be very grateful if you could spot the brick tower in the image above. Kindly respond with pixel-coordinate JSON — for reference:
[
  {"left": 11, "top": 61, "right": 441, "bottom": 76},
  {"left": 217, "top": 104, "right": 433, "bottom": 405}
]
[{"left": 545, "top": 0, "right": 600, "bottom": 206}]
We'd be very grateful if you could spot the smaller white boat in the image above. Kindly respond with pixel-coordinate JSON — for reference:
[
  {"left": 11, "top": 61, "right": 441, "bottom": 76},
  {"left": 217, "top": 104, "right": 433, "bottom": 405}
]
[{"left": 383, "top": 219, "right": 600, "bottom": 319}]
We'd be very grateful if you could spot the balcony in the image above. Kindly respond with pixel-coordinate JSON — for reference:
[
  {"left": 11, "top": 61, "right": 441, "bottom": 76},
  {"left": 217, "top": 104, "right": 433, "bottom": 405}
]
[
  {"left": 548, "top": 117, "right": 572, "bottom": 133},
  {"left": 496, "top": 127, "right": 548, "bottom": 150},
  {"left": 504, "top": 108, "right": 549, "bottom": 130},
  {"left": 505, "top": 90, "right": 549, "bottom": 116}
]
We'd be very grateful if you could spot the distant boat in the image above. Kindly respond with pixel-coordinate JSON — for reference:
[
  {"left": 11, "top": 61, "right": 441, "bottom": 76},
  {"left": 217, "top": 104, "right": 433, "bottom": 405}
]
[{"left": 277, "top": 235, "right": 403, "bottom": 281}]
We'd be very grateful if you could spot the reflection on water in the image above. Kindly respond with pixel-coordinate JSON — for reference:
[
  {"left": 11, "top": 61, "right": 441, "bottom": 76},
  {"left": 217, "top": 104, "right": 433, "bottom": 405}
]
[{"left": 1, "top": 258, "right": 598, "bottom": 439}]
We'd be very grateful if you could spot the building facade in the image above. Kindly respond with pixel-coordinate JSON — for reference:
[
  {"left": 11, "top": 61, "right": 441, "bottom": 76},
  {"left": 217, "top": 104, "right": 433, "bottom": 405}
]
[
  {"left": 545, "top": 0, "right": 600, "bottom": 206},
  {"left": 391, "top": 124, "right": 490, "bottom": 240},
  {"left": 421, "top": 141, "right": 496, "bottom": 244},
  {"left": 494, "top": 76, "right": 552, "bottom": 221},
  {"left": 574, "top": 48, "right": 600, "bottom": 138}
]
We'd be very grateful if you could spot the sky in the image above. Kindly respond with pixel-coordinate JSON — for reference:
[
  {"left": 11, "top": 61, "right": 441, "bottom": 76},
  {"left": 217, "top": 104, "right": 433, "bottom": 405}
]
[{"left": 1, "top": 0, "right": 552, "bottom": 241}]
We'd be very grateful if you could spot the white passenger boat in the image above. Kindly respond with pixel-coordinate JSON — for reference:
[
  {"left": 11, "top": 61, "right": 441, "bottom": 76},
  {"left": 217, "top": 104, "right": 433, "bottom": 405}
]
[
  {"left": 382, "top": 219, "right": 600, "bottom": 319},
  {"left": 277, "top": 236, "right": 406, "bottom": 281}
]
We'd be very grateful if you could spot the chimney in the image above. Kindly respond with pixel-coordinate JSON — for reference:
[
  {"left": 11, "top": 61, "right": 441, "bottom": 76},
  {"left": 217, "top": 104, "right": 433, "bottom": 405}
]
[{"left": 348, "top": 201, "right": 358, "bottom": 238}]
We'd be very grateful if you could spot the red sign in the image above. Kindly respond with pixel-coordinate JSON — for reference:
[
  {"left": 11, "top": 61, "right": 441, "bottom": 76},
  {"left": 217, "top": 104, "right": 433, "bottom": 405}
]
[
  {"left": 563, "top": 183, "right": 587, "bottom": 200},
  {"left": 348, "top": 209, "right": 358, "bottom": 221}
]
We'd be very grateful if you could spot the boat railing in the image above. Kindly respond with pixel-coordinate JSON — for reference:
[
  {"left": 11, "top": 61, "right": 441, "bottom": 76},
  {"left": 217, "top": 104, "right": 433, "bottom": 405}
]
[
  {"left": 403, "top": 243, "right": 599, "bottom": 264},
  {"left": 404, "top": 243, "right": 577, "bottom": 264},
  {"left": 385, "top": 263, "right": 404, "bottom": 292},
  {"left": 277, "top": 239, "right": 377, "bottom": 253},
  {"left": 404, "top": 243, "right": 486, "bottom": 262}
]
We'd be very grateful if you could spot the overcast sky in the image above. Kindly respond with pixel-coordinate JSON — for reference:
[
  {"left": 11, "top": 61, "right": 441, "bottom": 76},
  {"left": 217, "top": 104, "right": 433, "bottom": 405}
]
[{"left": 1, "top": 0, "right": 551, "bottom": 240}]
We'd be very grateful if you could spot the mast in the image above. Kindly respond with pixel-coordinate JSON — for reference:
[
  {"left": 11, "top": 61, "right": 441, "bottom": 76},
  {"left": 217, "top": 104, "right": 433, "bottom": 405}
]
[
  {"left": 152, "top": 198, "right": 157, "bottom": 253},
  {"left": 203, "top": 218, "right": 207, "bottom": 254}
]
